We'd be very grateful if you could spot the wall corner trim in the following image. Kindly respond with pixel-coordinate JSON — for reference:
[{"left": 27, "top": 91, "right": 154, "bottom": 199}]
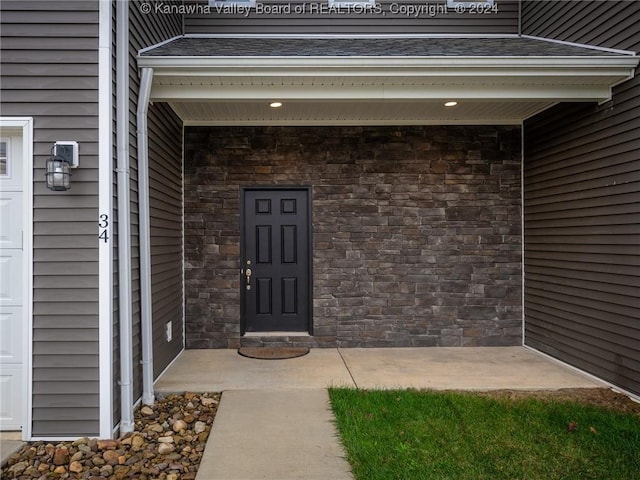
[{"left": 98, "top": 0, "right": 114, "bottom": 440}]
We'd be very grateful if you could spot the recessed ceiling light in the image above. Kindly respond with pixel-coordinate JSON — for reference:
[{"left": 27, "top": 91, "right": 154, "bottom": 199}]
[
  {"left": 444, "top": 101, "right": 458, "bottom": 107},
  {"left": 270, "top": 102, "right": 283, "bottom": 108}
]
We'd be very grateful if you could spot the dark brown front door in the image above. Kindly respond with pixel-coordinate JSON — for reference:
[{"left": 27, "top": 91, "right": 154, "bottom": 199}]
[{"left": 241, "top": 187, "right": 311, "bottom": 333}]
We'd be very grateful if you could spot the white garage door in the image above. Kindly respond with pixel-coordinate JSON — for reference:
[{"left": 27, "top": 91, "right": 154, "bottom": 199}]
[{"left": 0, "top": 128, "right": 25, "bottom": 431}]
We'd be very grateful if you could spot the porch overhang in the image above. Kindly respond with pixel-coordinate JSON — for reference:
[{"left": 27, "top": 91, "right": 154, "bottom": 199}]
[{"left": 137, "top": 36, "right": 639, "bottom": 125}]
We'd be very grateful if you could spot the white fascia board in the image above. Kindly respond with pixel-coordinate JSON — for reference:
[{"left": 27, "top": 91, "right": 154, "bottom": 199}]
[
  {"left": 149, "top": 82, "right": 616, "bottom": 103},
  {"left": 140, "top": 56, "right": 638, "bottom": 104},
  {"left": 140, "top": 54, "right": 638, "bottom": 105},
  {"left": 138, "top": 55, "right": 639, "bottom": 72}
]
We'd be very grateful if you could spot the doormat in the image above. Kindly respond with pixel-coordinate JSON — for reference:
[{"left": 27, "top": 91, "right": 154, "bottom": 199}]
[{"left": 237, "top": 347, "right": 310, "bottom": 360}]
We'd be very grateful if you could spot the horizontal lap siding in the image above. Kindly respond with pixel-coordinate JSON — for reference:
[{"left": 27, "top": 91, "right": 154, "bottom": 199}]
[
  {"left": 120, "top": 1, "right": 183, "bottom": 423},
  {"left": 522, "top": 1, "right": 640, "bottom": 48},
  {"left": 148, "top": 103, "right": 183, "bottom": 377},
  {"left": 111, "top": 0, "right": 121, "bottom": 432},
  {"left": 0, "top": 0, "right": 100, "bottom": 436},
  {"left": 184, "top": 0, "right": 519, "bottom": 34},
  {"left": 522, "top": 1, "right": 640, "bottom": 396}
]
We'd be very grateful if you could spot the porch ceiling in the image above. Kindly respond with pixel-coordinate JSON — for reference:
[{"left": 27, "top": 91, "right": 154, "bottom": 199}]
[
  {"left": 166, "top": 100, "right": 554, "bottom": 126},
  {"left": 138, "top": 36, "right": 639, "bottom": 125}
]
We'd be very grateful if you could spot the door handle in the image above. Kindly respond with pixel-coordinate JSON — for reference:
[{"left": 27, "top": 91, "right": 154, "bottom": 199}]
[{"left": 245, "top": 268, "right": 252, "bottom": 288}]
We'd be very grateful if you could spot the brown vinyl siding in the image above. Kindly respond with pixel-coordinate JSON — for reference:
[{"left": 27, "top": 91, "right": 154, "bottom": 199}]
[
  {"left": 184, "top": 0, "right": 519, "bottom": 35},
  {"left": 111, "top": 0, "right": 121, "bottom": 430},
  {"left": 0, "top": 0, "right": 100, "bottom": 436},
  {"left": 522, "top": 1, "right": 640, "bottom": 49},
  {"left": 113, "top": 0, "right": 183, "bottom": 424},
  {"left": 522, "top": 0, "right": 640, "bottom": 396},
  {"left": 148, "top": 103, "right": 183, "bottom": 378}
]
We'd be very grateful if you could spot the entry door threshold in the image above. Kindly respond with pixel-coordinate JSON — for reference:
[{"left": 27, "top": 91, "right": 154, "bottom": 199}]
[{"left": 244, "top": 331, "right": 310, "bottom": 337}]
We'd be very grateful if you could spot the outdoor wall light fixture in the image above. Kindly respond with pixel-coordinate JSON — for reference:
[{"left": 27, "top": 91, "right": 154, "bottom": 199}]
[
  {"left": 45, "top": 141, "right": 79, "bottom": 191},
  {"left": 269, "top": 101, "right": 283, "bottom": 108},
  {"left": 444, "top": 101, "right": 458, "bottom": 107}
]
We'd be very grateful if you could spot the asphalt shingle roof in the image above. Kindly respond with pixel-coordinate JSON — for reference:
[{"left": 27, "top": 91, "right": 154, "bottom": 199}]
[{"left": 141, "top": 36, "right": 620, "bottom": 57}]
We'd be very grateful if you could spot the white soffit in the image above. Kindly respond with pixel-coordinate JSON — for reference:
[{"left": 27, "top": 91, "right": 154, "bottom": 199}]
[
  {"left": 170, "top": 100, "right": 555, "bottom": 126},
  {"left": 139, "top": 54, "right": 639, "bottom": 124}
]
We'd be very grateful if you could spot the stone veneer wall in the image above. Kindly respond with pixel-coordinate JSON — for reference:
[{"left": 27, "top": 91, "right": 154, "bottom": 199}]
[{"left": 184, "top": 126, "right": 522, "bottom": 348}]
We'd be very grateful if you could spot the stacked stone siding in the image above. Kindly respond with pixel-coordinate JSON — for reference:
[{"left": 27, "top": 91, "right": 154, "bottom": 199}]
[{"left": 184, "top": 126, "right": 522, "bottom": 348}]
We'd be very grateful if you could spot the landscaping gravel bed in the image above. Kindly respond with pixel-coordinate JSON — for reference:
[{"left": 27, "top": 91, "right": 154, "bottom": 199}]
[{"left": 2, "top": 392, "right": 220, "bottom": 480}]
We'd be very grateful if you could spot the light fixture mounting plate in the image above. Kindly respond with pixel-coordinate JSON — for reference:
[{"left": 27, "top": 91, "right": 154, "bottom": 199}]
[{"left": 53, "top": 141, "right": 79, "bottom": 168}]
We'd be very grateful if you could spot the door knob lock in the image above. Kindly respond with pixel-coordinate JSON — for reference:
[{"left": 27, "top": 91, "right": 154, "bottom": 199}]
[{"left": 245, "top": 268, "right": 252, "bottom": 290}]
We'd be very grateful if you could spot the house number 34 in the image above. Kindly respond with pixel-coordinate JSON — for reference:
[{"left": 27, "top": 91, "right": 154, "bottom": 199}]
[{"left": 98, "top": 214, "right": 109, "bottom": 243}]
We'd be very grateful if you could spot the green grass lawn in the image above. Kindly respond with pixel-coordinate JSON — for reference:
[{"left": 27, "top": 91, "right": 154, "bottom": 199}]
[{"left": 329, "top": 388, "right": 640, "bottom": 480}]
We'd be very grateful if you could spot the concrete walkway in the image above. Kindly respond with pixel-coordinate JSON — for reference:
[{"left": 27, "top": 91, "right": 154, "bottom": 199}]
[
  {"left": 0, "top": 432, "right": 23, "bottom": 468},
  {"left": 154, "top": 347, "right": 605, "bottom": 480},
  {"left": 198, "top": 390, "right": 352, "bottom": 480}
]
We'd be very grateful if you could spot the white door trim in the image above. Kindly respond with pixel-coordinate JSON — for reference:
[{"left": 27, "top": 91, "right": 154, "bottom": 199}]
[{"left": 0, "top": 117, "right": 33, "bottom": 440}]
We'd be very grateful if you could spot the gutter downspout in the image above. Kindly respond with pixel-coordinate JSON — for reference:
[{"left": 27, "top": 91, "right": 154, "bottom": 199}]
[
  {"left": 137, "top": 67, "right": 155, "bottom": 406},
  {"left": 117, "top": 0, "right": 134, "bottom": 434}
]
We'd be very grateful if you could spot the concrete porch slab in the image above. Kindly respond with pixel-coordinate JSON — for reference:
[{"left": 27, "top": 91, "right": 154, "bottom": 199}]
[
  {"left": 339, "top": 346, "right": 605, "bottom": 390},
  {"left": 156, "top": 346, "right": 604, "bottom": 393},
  {"left": 155, "top": 348, "right": 355, "bottom": 393}
]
